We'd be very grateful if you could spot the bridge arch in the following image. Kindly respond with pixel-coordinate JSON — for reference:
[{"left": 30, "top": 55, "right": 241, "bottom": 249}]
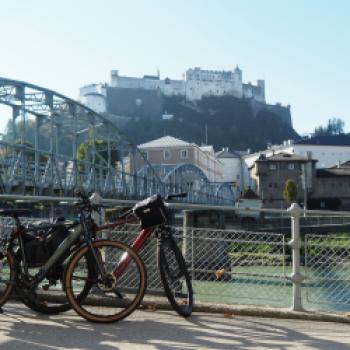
[
  {"left": 0, "top": 77, "right": 162, "bottom": 198},
  {"left": 138, "top": 163, "right": 234, "bottom": 205}
]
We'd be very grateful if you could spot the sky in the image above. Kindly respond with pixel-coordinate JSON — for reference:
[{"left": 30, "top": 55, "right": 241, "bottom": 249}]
[{"left": 0, "top": 0, "right": 349, "bottom": 135}]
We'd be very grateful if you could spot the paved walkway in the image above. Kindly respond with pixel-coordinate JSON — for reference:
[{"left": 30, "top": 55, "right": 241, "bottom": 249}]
[{"left": 0, "top": 302, "right": 349, "bottom": 350}]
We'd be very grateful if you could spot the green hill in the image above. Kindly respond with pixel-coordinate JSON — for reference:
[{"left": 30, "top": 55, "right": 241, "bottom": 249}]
[{"left": 121, "top": 95, "right": 300, "bottom": 152}]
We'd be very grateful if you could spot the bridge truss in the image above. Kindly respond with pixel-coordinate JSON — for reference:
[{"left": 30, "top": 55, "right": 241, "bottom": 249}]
[{"left": 0, "top": 78, "right": 234, "bottom": 205}]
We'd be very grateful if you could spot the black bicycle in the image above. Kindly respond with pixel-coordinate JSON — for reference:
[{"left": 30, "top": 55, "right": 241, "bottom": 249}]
[{"left": 0, "top": 197, "right": 146, "bottom": 321}]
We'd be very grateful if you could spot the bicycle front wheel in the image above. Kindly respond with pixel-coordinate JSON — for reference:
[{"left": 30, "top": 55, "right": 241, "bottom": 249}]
[
  {"left": 158, "top": 233, "right": 193, "bottom": 317},
  {"left": 0, "top": 250, "right": 16, "bottom": 306},
  {"left": 65, "top": 239, "right": 146, "bottom": 323}
]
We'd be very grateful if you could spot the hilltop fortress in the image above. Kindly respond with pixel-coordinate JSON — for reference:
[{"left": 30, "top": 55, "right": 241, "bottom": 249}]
[{"left": 80, "top": 67, "right": 292, "bottom": 126}]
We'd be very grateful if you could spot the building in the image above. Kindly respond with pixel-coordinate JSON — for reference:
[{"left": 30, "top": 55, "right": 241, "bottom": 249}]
[
  {"left": 132, "top": 136, "right": 224, "bottom": 182},
  {"left": 79, "top": 66, "right": 266, "bottom": 110},
  {"left": 249, "top": 153, "right": 317, "bottom": 208},
  {"left": 243, "top": 134, "right": 350, "bottom": 187},
  {"left": 249, "top": 153, "right": 350, "bottom": 210},
  {"left": 110, "top": 67, "right": 265, "bottom": 102},
  {"left": 215, "top": 148, "right": 246, "bottom": 198},
  {"left": 312, "top": 161, "right": 350, "bottom": 210}
]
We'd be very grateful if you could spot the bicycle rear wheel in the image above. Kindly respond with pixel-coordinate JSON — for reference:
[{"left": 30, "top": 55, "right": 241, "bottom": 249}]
[
  {"left": 65, "top": 239, "right": 146, "bottom": 323},
  {"left": 158, "top": 232, "right": 193, "bottom": 317},
  {"left": 0, "top": 251, "right": 16, "bottom": 306},
  {"left": 18, "top": 255, "right": 94, "bottom": 315}
]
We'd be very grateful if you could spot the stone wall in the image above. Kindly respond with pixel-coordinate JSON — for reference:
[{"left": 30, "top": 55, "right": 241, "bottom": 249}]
[
  {"left": 249, "top": 98, "right": 292, "bottom": 127},
  {"left": 106, "top": 87, "right": 163, "bottom": 118}
]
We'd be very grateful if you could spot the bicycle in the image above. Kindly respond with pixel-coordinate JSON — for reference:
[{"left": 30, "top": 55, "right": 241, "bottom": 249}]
[
  {"left": 0, "top": 197, "right": 146, "bottom": 322},
  {"left": 64, "top": 192, "right": 193, "bottom": 320},
  {"left": 0, "top": 210, "right": 85, "bottom": 314}
]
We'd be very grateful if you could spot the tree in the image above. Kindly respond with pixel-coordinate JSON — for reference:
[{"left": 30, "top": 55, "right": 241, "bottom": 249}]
[
  {"left": 76, "top": 139, "right": 120, "bottom": 171},
  {"left": 314, "top": 118, "right": 345, "bottom": 136},
  {"left": 283, "top": 179, "right": 298, "bottom": 204}
]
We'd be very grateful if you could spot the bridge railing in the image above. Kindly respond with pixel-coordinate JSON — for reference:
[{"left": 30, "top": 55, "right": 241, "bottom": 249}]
[{"left": 0, "top": 194, "right": 350, "bottom": 313}]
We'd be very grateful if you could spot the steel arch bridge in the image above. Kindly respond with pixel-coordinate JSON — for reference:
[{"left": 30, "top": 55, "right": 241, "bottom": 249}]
[
  {"left": 0, "top": 78, "right": 234, "bottom": 205},
  {"left": 139, "top": 164, "right": 234, "bottom": 205}
]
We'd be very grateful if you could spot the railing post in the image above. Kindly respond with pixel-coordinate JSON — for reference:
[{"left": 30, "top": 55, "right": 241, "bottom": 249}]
[
  {"left": 288, "top": 202, "right": 305, "bottom": 312},
  {"left": 182, "top": 210, "right": 191, "bottom": 259}
]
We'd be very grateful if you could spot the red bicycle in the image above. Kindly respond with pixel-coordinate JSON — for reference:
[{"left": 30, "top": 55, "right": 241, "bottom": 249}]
[{"left": 64, "top": 192, "right": 193, "bottom": 322}]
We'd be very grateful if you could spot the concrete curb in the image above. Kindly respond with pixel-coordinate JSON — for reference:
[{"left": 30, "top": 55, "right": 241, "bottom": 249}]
[
  {"left": 140, "top": 299, "right": 350, "bottom": 324},
  {"left": 12, "top": 292, "right": 350, "bottom": 324}
]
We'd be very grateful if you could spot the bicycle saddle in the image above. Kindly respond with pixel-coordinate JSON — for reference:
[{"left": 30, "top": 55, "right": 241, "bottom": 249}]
[{"left": 0, "top": 209, "right": 32, "bottom": 217}]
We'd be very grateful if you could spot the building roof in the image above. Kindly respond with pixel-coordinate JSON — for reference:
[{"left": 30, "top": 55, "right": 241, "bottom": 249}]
[
  {"left": 216, "top": 150, "right": 237, "bottom": 158},
  {"left": 256, "top": 152, "right": 315, "bottom": 163},
  {"left": 199, "top": 145, "right": 215, "bottom": 153},
  {"left": 294, "top": 134, "right": 350, "bottom": 146},
  {"left": 317, "top": 168, "right": 350, "bottom": 177},
  {"left": 138, "top": 136, "right": 193, "bottom": 149},
  {"left": 318, "top": 160, "right": 350, "bottom": 177},
  {"left": 329, "top": 160, "right": 350, "bottom": 168},
  {"left": 216, "top": 147, "right": 249, "bottom": 159}
]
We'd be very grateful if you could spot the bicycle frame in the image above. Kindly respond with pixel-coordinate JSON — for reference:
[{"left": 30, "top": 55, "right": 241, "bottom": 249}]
[
  {"left": 95, "top": 219, "right": 154, "bottom": 278},
  {"left": 4, "top": 214, "right": 85, "bottom": 287},
  {"left": 25, "top": 225, "right": 83, "bottom": 284}
]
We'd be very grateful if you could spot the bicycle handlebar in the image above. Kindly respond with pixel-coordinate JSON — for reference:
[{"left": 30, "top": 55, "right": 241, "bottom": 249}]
[
  {"left": 116, "top": 192, "right": 188, "bottom": 222},
  {"left": 74, "top": 190, "right": 108, "bottom": 213}
]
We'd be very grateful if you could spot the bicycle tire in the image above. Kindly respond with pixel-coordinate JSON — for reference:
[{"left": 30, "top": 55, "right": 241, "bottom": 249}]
[
  {"left": 18, "top": 254, "right": 94, "bottom": 315},
  {"left": 158, "top": 233, "right": 193, "bottom": 317},
  {"left": 65, "top": 239, "right": 147, "bottom": 323},
  {"left": 0, "top": 251, "right": 16, "bottom": 306}
]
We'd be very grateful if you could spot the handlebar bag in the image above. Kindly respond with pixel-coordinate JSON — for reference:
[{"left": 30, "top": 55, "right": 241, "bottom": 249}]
[{"left": 133, "top": 194, "right": 167, "bottom": 229}]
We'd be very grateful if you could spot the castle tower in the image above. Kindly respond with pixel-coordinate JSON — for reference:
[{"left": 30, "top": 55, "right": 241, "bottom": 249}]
[
  {"left": 257, "top": 80, "right": 266, "bottom": 102},
  {"left": 233, "top": 66, "right": 243, "bottom": 97},
  {"left": 111, "top": 70, "right": 119, "bottom": 87},
  {"left": 234, "top": 66, "right": 242, "bottom": 81}
]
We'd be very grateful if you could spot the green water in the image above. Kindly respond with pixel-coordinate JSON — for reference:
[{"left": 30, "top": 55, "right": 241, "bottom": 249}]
[{"left": 192, "top": 265, "right": 350, "bottom": 313}]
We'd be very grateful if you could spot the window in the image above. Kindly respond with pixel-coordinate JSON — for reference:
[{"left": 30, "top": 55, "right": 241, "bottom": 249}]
[
  {"left": 269, "top": 164, "right": 277, "bottom": 170},
  {"left": 163, "top": 150, "right": 171, "bottom": 160},
  {"left": 288, "top": 163, "right": 295, "bottom": 170},
  {"left": 180, "top": 149, "right": 188, "bottom": 159}
]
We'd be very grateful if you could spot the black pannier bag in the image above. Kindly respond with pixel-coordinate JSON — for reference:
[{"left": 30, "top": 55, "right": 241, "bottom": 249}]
[
  {"left": 133, "top": 194, "right": 168, "bottom": 229},
  {"left": 22, "top": 224, "right": 69, "bottom": 267}
]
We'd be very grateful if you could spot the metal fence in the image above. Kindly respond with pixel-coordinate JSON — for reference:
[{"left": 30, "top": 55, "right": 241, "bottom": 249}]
[
  {"left": 1, "top": 195, "right": 350, "bottom": 313},
  {"left": 304, "top": 234, "right": 350, "bottom": 309},
  {"left": 102, "top": 224, "right": 291, "bottom": 307},
  {"left": 103, "top": 224, "right": 350, "bottom": 312}
]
